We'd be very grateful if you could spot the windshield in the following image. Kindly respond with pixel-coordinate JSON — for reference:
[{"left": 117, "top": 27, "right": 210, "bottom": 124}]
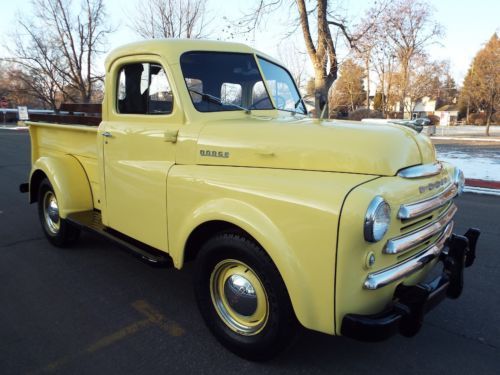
[
  {"left": 180, "top": 52, "right": 274, "bottom": 112},
  {"left": 257, "top": 57, "right": 306, "bottom": 114}
]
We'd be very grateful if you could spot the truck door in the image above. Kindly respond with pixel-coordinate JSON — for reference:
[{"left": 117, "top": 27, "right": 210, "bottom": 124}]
[{"left": 101, "top": 58, "right": 181, "bottom": 251}]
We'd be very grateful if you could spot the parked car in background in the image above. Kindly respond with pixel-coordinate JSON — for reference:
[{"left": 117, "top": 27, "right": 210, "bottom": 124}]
[{"left": 412, "top": 117, "right": 432, "bottom": 126}]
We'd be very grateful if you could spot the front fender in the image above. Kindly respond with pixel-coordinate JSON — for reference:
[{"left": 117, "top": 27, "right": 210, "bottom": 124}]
[
  {"left": 31, "top": 155, "right": 94, "bottom": 218},
  {"left": 167, "top": 165, "right": 376, "bottom": 334},
  {"left": 170, "top": 196, "right": 323, "bottom": 330}
]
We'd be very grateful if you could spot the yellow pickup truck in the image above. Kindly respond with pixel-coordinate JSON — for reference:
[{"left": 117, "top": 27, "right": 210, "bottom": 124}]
[{"left": 21, "top": 39, "right": 480, "bottom": 360}]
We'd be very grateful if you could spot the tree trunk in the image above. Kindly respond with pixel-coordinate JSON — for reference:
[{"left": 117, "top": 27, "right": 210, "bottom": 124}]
[
  {"left": 314, "top": 74, "right": 329, "bottom": 118},
  {"left": 381, "top": 69, "right": 386, "bottom": 116},
  {"left": 365, "top": 56, "right": 370, "bottom": 109},
  {"left": 400, "top": 58, "right": 410, "bottom": 118},
  {"left": 486, "top": 105, "right": 492, "bottom": 136}
]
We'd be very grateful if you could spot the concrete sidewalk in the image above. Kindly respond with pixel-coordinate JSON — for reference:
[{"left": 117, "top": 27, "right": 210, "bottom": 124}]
[{"left": 432, "top": 125, "right": 500, "bottom": 139}]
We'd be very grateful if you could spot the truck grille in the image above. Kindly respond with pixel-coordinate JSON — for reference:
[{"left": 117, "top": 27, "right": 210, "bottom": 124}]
[
  {"left": 398, "top": 183, "right": 457, "bottom": 221},
  {"left": 385, "top": 202, "right": 456, "bottom": 256},
  {"left": 388, "top": 183, "right": 457, "bottom": 259},
  {"left": 363, "top": 184, "right": 458, "bottom": 290}
]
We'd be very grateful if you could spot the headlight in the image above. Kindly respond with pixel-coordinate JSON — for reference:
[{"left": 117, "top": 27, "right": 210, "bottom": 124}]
[
  {"left": 453, "top": 167, "right": 465, "bottom": 195},
  {"left": 364, "top": 196, "right": 391, "bottom": 242}
]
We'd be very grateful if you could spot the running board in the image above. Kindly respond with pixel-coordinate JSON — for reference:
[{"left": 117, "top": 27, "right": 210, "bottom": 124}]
[{"left": 66, "top": 210, "right": 173, "bottom": 267}]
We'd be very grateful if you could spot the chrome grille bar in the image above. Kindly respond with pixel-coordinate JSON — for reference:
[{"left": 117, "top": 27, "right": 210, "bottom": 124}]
[
  {"left": 364, "top": 222, "right": 454, "bottom": 290},
  {"left": 385, "top": 203, "right": 457, "bottom": 255},
  {"left": 398, "top": 183, "right": 457, "bottom": 220}
]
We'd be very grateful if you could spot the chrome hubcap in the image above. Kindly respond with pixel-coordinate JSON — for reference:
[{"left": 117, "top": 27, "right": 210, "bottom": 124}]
[
  {"left": 43, "top": 191, "right": 60, "bottom": 234},
  {"left": 210, "top": 259, "right": 269, "bottom": 336},
  {"left": 224, "top": 274, "right": 257, "bottom": 316}
]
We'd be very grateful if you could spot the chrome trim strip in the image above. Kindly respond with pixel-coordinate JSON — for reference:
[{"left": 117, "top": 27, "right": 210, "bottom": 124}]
[
  {"left": 398, "top": 183, "right": 457, "bottom": 220},
  {"left": 364, "top": 222, "right": 453, "bottom": 290},
  {"left": 385, "top": 203, "right": 457, "bottom": 255},
  {"left": 397, "top": 162, "right": 443, "bottom": 179}
]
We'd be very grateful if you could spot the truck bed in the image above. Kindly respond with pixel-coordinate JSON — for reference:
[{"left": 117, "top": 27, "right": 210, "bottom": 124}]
[{"left": 28, "top": 121, "right": 101, "bottom": 210}]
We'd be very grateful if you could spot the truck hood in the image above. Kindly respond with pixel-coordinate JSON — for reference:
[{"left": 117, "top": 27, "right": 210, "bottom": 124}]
[{"left": 194, "top": 116, "right": 436, "bottom": 176}]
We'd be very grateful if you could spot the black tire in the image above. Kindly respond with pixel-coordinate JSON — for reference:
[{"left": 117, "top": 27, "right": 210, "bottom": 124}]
[
  {"left": 37, "top": 178, "right": 80, "bottom": 247},
  {"left": 194, "top": 233, "right": 298, "bottom": 361}
]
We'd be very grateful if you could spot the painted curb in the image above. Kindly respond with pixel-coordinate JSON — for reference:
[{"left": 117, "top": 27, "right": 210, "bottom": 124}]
[
  {"left": 466, "top": 179, "right": 500, "bottom": 190},
  {"left": 465, "top": 179, "right": 500, "bottom": 196}
]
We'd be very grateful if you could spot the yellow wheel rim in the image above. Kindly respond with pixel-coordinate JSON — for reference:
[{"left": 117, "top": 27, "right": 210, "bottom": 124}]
[{"left": 210, "top": 259, "right": 269, "bottom": 336}]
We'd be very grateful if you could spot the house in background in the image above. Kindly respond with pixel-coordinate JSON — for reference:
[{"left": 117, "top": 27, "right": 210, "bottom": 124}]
[
  {"left": 407, "top": 96, "right": 437, "bottom": 119},
  {"left": 391, "top": 96, "right": 437, "bottom": 119},
  {"left": 434, "top": 104, "right": 460, "bottom": 126}
]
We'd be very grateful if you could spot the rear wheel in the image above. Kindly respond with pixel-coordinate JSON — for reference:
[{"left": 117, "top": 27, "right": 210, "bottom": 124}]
[
  {"left": 194, "top": 233, "right": 298, "bottom": 361},
  {"left": 37, "top": 178, "right": 80, "bottom": 247}
]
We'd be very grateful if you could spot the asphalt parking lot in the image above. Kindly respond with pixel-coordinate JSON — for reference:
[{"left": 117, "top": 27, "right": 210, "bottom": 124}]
[{"left": 1, "top": 130, "right": 499, "bottom": 374}]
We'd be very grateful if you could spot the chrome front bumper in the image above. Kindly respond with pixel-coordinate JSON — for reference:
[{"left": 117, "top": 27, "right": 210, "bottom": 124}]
[{"left": 342, "top": 228, "right": 480, "bottom": 342}]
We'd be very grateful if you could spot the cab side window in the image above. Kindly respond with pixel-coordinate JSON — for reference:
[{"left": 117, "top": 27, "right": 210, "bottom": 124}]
[{"left": 117, "top": 63, "right": 173, "bottom": 115}]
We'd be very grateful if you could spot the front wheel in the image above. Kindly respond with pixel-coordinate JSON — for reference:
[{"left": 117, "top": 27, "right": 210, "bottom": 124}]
[
  {"left": 37, "top": 178, "right": 80, "bottom": 247},
  {"left": 194, "top": 233, "right": 298, "bottom": 361}
]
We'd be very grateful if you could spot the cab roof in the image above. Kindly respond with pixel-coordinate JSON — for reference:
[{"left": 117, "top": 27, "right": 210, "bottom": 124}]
[{"left": 105, "top": 39, "right": 280, "bottom": 71}]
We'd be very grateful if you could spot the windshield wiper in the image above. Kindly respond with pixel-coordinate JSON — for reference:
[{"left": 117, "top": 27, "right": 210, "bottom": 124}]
[
  {"left": 293, "top": 97, "right": 306, "bottom": 115},
  {"left": 188, "top": 89, "right": 251, "bottom": 114}
]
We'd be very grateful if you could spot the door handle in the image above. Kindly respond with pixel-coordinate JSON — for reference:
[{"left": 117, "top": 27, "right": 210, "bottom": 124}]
[
  {"left": 164, "top": 130, "right": 178, "bottom": 143},
  {"left": 102, "top": 131, "right": 113, "bottom": 138}
]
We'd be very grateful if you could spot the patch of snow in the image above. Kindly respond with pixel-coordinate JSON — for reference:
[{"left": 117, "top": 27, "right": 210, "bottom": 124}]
[{"left": 437, "top": 150, "right": 500, "bottom": 182}]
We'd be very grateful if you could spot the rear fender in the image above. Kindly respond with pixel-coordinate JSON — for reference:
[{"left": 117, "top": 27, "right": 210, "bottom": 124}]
[{"left": 30, "top": 155, "right": 94, "bottom": 218}]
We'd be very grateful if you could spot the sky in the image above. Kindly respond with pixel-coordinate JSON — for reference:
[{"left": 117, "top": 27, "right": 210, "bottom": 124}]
[{"left": 1, "top": 0, "right": 498, "bottom": 86}]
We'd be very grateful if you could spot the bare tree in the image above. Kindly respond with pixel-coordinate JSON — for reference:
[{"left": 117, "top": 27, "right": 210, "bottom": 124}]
[
  {"left": 1, "top": 66, "right": 49, "bottom": 108},
  {"left": 353, "top": 14, "right": 380, "bottom": 110},
  {"left": 5, "top": 0, "right": 112, "bottom": 107},
  {"left": 353, "top": 7, "right": 392, "bottom": 111},
  {"left": 235, "top": 0, "right": 387, "bottom": 117},
  {"left": 370, "top": 40, "right": 398, "bottom": 117},
  {"left": 0, "top": 63, "right": 10, "bottom": 100},
  {"left": 9, "top": 65, "right": 62, "bottom": 109},
  {"left": 382, "top": 0, "right": 443, "bottom": 116},
  {"left": 130, "top": 0, "right": 210, "bottom": 39},
  {"left": 403, "top": 56, "right": 444, "bottom": 117},
  {"left": 354, "top": 37, "right": 398, "bottom": 114},
  {"left": 5, "top": 24, "right": 68, "bottom": 109},
  {"left": 277, "top": 42, "right": 308, "bottom": 91}
]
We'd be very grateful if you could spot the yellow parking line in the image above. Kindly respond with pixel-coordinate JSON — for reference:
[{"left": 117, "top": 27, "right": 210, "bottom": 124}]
[
  {"left": 132, "top": 299, "right": 185, "bottom": 337},
  {"left": 31, "top": 299, "right": 185, "bottom": 373},
  {"left": 86, "top": 318, "right": 151, "bottom": 353}
]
